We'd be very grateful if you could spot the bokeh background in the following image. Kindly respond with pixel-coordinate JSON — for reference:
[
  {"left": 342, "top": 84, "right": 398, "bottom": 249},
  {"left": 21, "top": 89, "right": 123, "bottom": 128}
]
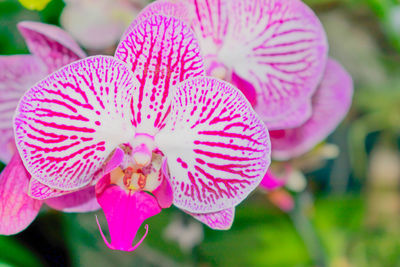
[{"left": 1, "top": 0, "right": 400, "bottom": 266}]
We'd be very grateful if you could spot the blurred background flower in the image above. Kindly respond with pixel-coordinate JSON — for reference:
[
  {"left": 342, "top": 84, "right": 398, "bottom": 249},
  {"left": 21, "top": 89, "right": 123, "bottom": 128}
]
[{"left": 60, "top": 0, "right": 149, "bottom": 51}]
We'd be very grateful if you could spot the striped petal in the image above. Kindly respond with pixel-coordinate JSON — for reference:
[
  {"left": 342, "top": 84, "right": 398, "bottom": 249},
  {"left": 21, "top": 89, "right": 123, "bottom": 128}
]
[
  {"left": 187, "top": 0, "right": 229, "bottom": 56},
  {"left": 0, "top": 55, "right": 46, "bottom": 163},
  {"left": 188, "top": 0, "right": 328, "bottom": 122},
  {"left": 156, "top": 77, "right": 270, "bottom": 213},
  {"left": 0, "top": 154, "right": 42, "bottom": 235},
  {"left": 18, "top": 21, "right": 86, "bottom": 72},
  {"left": 123, "top": 0, "right": 191, "bottom": 38},
  {"left": 29, "top": 178, "right": 72, "bottom": 200},
  {"left": 115, "top": 15, "right": 205, "bottom": 135},
  {"left": 188, "top": 207, "right": 235, "bottom": 230},
  {"left": 14, "top": 56, "right": 136, "bottom": 190},
  {"left": 271, "top": 59, "right": 353, "bottom": 160},
  {"left": 45, "top": 186, "right": 100, "bottom": 213}
]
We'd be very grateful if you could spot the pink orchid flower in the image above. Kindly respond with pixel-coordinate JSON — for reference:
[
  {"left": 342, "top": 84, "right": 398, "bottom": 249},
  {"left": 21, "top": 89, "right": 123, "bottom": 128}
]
[
  {"left": 12, "top": 15, "right": 270, "bottom": 251},
  {"left": 0, "top": 22, "right": 103, "bottom": 235},
  {"left": 133, "top": 0, "right": 353, "bottom": 191}
]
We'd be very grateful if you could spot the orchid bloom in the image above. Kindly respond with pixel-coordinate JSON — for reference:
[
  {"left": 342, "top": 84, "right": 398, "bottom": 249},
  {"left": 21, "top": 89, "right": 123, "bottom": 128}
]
[
  {"left": 12, "top": 15, "right": 270, "bottom": 251},
  {"left": 133, "top": 0, "right": 353, "bottom": 192},
  {"left": 61, "top": 0, "right": 149, "bottom": 50},
  {"left": 0, "top": 22, "right": 104, "bottom": 235}
]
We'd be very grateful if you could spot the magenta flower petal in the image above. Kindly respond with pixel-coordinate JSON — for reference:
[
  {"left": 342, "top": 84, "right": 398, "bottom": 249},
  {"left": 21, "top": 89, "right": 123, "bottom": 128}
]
[
  {"left": 266, "top": 99, "right": 312, "bottom": 130},
  {"left": 271, "top": 59, "right": 353, "bottom": 160},
  {"left": 188, "top": 0, "right": 328, "bottom": 122},
  {"left": 17, "top": 21, "right": 86, "bottom": 72},
  {"left": 259, "top": 169, "right": 286, "bottom": 191},
  {"left": 231, "top": 72, "right": 257, "bottom": 107},
  {"left": 45, "top": 186, "right": 100, "bottom": 212},
  {"left": 115, "top": 15, "right": 205, "bottom": 135},
  {"left": 0, "top": 154, "right": 42, "bottom": 235},
  {"left": 14, "top": 56, "right": 136, "bottom": 190},
  {"left": 188, "top": 207, "right": 235, "bottom": 230},
  {"left": 152, "top": 159, "right": 173, "bottom": 209},
  {"left": 96, "top": 182, "right": 161, "bottom": 251},
  {"left": 123, "top": 0, "right": 190, "bottom": 38},
  {"left": 156, "top": 77, "right": 270, "bottom": 213},
  {"left": 0, "top": 55, "right": 47, "bottom": 163}
]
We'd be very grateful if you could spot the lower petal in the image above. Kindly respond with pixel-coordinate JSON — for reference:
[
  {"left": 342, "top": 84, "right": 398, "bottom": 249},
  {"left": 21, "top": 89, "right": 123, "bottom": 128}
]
[
  {"left": 0, "top": 153, "right": 42, "bottom": 235},
  {"left": 45, "top": 186, "right": 100, "bottom": 213},
  {"left": 187, "top": 207, "right": 235, "bottom": 230},
  {"left": 96, "top": 181, "right": 161, "bottom": 251}
]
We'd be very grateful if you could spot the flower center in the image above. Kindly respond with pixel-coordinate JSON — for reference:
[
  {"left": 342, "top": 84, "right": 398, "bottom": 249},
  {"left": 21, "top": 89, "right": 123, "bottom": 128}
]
[{"left": 110, "top": 133, "right": 164, "bottom": 193}]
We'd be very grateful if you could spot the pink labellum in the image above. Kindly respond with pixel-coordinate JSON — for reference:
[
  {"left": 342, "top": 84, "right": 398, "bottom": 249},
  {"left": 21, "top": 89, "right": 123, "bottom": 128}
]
[
  {"left": 155, "top": 77, "right": 270, "bottom": 213},
  {"left": 271, "top": 59, "right": 353, "bottom": 160},
  {"left": 115, "top": 15, "right": 205, "bottom": 135},
  {"left": 18, "top": 21, "right": 86, "bottom": 72},
  {"left": 0, "top": 55, "right": 47, "bottom": 163},
  {"left": 187, "top": 0, "right": 328, "bottom": 122},
  {"left": 123, "top": 0, "right": 191, "bottom": 38},
  {"left": 187, "top": 207, "right": 235, "bottom": 230},
  {"left": 14, "top": 56, "right": 136, "bottom": 190},
  {"left": 152, "top": 158, "right": 173, "bottom": 208},
  {"left": 45, "top": 186, "right": 100, "bottom": 212},
  {"left": 259, "top": 169, "right": 286, "bottom": 191},
  {"left": 96, "top": 186, "right": 161, "bottom": 251},
  {"left": 266, "top": 99, "right": 312, "bottom": 131},
  {"left": 0, "top": 154, "right": 42, "bottom": 235}
]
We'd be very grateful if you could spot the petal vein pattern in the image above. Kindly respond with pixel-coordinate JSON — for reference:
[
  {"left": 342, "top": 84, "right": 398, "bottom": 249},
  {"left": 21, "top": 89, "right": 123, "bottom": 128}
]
[
  {"left": 156, "top": 77, "right": 270, "bottom": 213},
  {"left": 115, "top": 15, "right": 205, "bottom": 135},
  {"left": 18, "top": 21, "right": 86, "bottom": 72},
  {"left": 188, "top": 0, "right": 328, "bottom": 120},
  {"left": 123, "top": 0, "right": 191, "bottom": 38},
  {"left": 14, "top": 56, "right": 135, "bottom": 190}
]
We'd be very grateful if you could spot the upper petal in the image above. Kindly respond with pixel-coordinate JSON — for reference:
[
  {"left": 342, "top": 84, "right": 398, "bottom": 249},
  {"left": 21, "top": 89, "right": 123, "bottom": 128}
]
[
  {"left": 0, "top": 154, "right": 42, "bottom": 235},
  {"left": 188, "top": 0, "right": 328, "bottom": 122},
  {"left": 156, "top": 77, "right": 270, "bottom": 213},
  {"left": 14, "top": 56, "right": 136, "bottom": 190},
  {"left": 122, "top": 0, "right": 191, "bottom": 38},
  {"left": 271, "top": 59, "right": 353, "bottom": 160},
  {"left": 115, "top": 15, "right": 205, "bottom": 135},
  {"left": 0, "top": 55, "right": 47, "bottom": 163},
  {"left": 18, "top": 21, "right": 86, "bottom": 72}
]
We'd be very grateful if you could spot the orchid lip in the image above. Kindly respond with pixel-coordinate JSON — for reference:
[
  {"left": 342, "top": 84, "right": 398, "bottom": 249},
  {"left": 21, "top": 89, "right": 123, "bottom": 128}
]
[{"left": 96, "top": 215, "right": 149, "bottom": 252}]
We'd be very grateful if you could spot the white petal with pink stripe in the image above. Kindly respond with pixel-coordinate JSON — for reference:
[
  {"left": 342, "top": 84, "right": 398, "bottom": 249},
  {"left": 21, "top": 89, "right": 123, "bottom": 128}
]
[
  {"left": 156, "top": 77, "right": 270, "bottom": 213},
  {"left": 115, "top": 15, "right": 205, "bottom": 136},
  {"left": 14, "top": 56, "right": 136, "bottom": 190}
]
